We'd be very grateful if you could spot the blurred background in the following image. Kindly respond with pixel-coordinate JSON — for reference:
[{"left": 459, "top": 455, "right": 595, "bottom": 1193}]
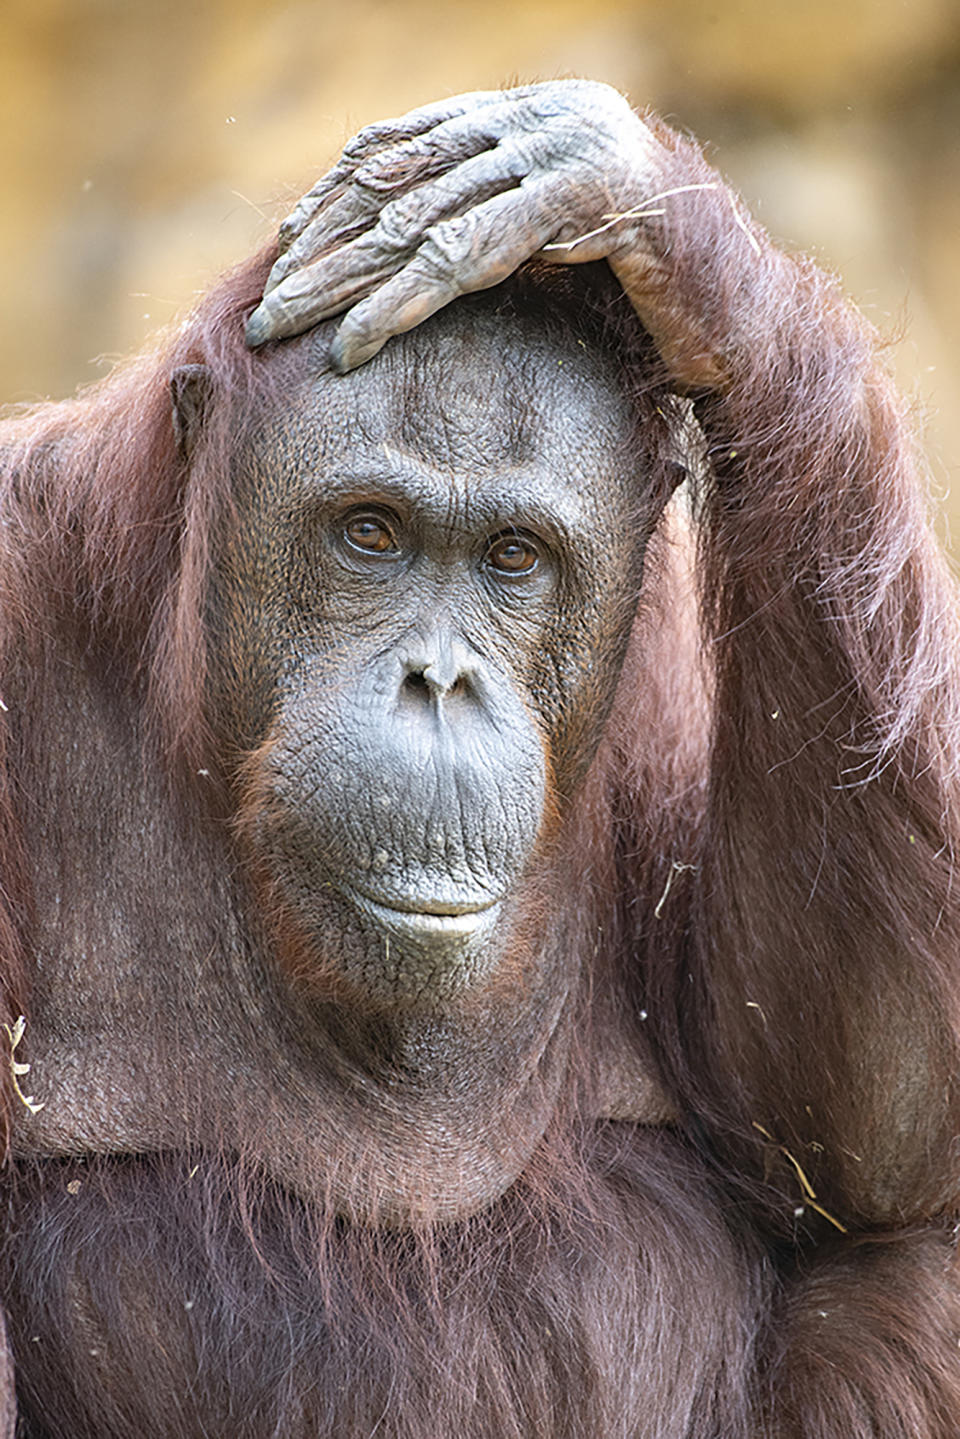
[{"left": 2, "top": 0, "right": 959, "bottom": 533}]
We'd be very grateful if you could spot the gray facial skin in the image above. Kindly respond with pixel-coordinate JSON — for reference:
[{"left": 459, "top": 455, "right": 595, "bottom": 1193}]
[
  {"left": 212, "top": 301, "right": 657, "bottom": 1009},
  {"left": 15, "top": 286, "right": 677, "bottom": 1232}
]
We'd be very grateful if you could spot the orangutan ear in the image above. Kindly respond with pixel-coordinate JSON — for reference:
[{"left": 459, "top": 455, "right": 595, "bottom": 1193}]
[{"left": 171, "top": 364, "right": 213, "bottom": 460}]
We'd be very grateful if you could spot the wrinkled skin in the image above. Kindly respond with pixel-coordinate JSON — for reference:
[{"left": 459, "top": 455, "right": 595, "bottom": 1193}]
[
  {"left": 3, "top": 301, "right": 675, "bottom": 1239},
  {"left": 213, "top": 308, "right": 659, "bottom": 1008},
  {"left": 5, "top": 77, "right": 960, "bottom": 1439},
  {"left": 245, "top": 79, "right": 722, "bottom": 388},
  {"left": 243, "top": 76, "right": 960, "bottom": 1433}
]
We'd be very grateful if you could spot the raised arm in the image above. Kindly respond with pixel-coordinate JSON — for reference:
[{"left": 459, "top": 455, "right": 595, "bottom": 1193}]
[{"left": 246, "top": 81, "right": 960, "bottom": 1234}]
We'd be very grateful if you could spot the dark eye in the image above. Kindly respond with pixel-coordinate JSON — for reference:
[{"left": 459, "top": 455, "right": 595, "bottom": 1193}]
[
  {"left": 485, "top": 533, "right": 539, "bottom": 576},
  {"left": 344, "top": 513, "right": 398, "bottom": 555}
]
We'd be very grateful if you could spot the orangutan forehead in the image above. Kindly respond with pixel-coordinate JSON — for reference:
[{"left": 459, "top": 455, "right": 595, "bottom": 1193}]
[{"left": 274, "top": 304, "right": 636, "bottom": 480}]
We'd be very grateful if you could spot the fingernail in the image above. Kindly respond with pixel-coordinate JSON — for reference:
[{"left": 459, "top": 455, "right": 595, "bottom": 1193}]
[
  {"left": 331, "top": 332, "right": 388, "bottom": 373},
  {"left": 278, "top": 216, "right": 300, "bottom": 245},
  {"left": 328, "top": 332, "right": 349, "bottom": 373},
  {"left": 245, "top": 305, "right": 272, "bottom": 348}
]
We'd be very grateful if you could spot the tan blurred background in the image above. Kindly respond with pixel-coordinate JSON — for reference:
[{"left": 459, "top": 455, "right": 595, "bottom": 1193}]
[{"left": 2, "top": 0, "right": 959, "bottom": 530}]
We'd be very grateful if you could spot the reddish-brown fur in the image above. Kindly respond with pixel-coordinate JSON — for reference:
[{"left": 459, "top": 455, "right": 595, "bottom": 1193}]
[{"left": 2, "top": 115, "right": 960, "bottom": 1435}]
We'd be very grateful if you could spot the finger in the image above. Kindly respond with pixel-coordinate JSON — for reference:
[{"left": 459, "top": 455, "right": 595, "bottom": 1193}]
[
  {"left": 254, "top": 141, "right": 536, "bottom": 345},
  {"left": 254, "top": 215, "right": 416, "bottom": 348},
  {"left": 274, "top": 88, "right": 519, "bottom": 252},
  {"left": 328, "top": 178, "right": 560, "bottom": 371},
  {"left": 338, "top": 88, "right": 512, "bottom": 163},
  {"left": 265, "top": 106, "right": 533, "bottom": 299},
  {"left": 332, "top": 83, "right": 560, "bottom": 176},
  {"left": 265, "top": 134, "right": 532, "bottom": 301},
  {"left": 246, "top": 230, "right": 402, "bottom": 348},
  {"left": 266, "top": 182, "right": 367, "bottom": 298},
  {"left": 277, "top": 171, "right": 352, "bottom": 251},
  {"left": 268, "top": 122, "right": 500, "bottom": 296},
  {"left": 350, "top": 100, "right": 527, "bottom": 191}
]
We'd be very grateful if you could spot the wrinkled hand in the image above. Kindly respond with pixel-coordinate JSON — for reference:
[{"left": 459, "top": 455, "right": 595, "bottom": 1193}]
[{"left": 245, "top": 81, "right": 667, "bottom": 371}]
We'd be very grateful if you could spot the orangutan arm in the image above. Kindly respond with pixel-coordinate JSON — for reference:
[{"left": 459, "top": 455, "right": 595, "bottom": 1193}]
[{"left": 245, "top": 81, "right": 960, "bottom": 1234}]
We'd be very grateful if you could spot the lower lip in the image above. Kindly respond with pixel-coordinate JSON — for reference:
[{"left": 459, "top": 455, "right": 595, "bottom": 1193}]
[{"left": 349, "top": 892, "right": 502, "bottom": 940}]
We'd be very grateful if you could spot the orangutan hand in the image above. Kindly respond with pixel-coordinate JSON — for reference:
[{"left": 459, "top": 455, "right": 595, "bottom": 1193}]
[{"left": 244, "top": 80, "right": 673, "bottom": 371}]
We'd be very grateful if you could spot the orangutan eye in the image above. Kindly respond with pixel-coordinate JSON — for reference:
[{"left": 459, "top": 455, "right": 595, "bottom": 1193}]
[
  {"left": 344, "top": 513, "right": 399, "bottom": 555},
  {"left": 485, "top": 533, "right": 539, "bottom": 576}
]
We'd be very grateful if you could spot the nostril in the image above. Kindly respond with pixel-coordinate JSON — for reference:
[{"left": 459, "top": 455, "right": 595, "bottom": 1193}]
[
  {"left": 402, "top": 668, "right": 468, "bottom": 701},
  {"left": 404, "top": 670, "right": 430, "bottom": 697}
]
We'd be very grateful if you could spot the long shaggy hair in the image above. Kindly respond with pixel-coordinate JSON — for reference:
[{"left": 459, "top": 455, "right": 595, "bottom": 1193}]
[{"left": 4, "top": 122, "right": 960, "bottom": 1432}]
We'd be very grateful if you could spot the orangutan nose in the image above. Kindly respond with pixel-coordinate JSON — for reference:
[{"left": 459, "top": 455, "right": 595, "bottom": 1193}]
[{"left": 400, "top": 634, "right": 478, "bottom": 703}]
